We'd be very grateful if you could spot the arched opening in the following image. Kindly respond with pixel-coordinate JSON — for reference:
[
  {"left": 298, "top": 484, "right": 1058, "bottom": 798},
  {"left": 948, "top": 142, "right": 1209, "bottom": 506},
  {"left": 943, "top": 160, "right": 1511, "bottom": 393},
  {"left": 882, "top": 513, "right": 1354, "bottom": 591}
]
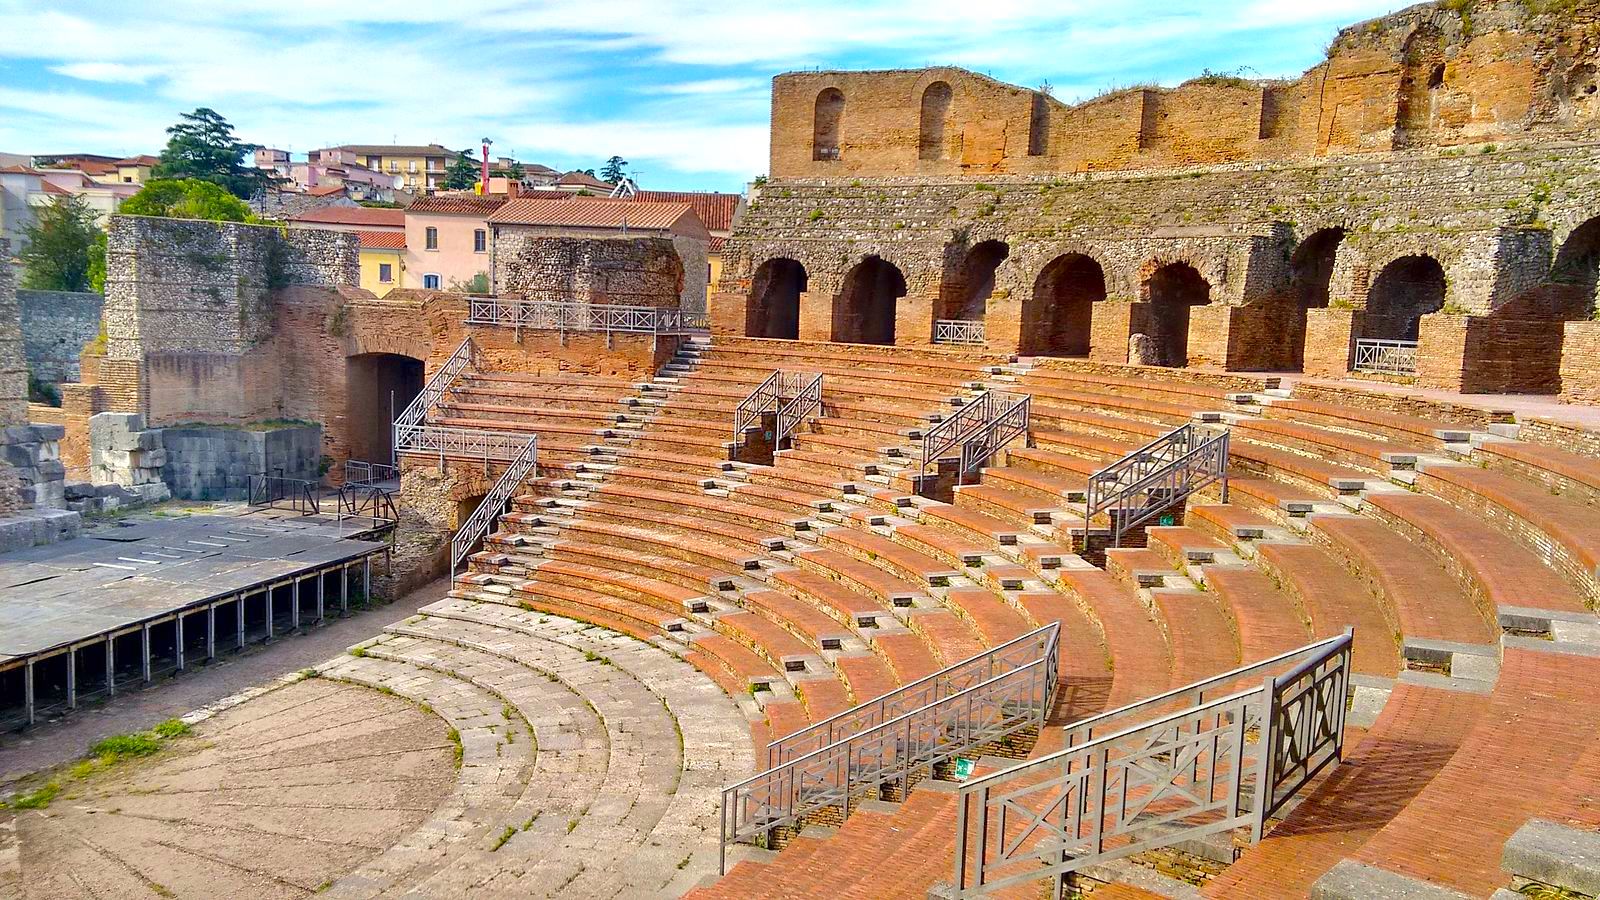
[
  {"left": 346, "top": 352, "right": 424, "bottom": 466},
  {"left": 1365, "top": 255, "right": 1446, "bottom": 341},
  {"left": 1024, "top": 254, "right": 1106, "bottom": 356},
  {"left": 941, "top": 240, "right": 1009, "bottom": 322},
  {"left": 746, "top": 258, "right": 807, "bottom": 339},
  {"left": 1395, "top": 25, "right": 1444, "bottom": 148},
  {"left": 1287, "top": 228, "right": 1346, "bottom": 370},
  {"left": 1144, "top": 263, "right": 1211, "bottom": 367},
  {"left": 834, "top": 256, "right": 905, "bottom": 345},
  {"left": 813, "top": 88, "right": 844, "bottom": 161},
  {"left": 919, "top": 81, "right": 953, "bottom": 161},
  {"left": 1553, "top": 217, "right": 1600, "bottom": 315}
]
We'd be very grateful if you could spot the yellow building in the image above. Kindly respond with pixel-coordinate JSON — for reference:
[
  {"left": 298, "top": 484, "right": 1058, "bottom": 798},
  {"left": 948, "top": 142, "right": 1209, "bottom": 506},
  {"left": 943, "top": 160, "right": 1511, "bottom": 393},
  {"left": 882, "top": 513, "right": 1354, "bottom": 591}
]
[
  {"left": 334, "top": 144, "right": 461, "bottom": 192},
  {"left": 356, "top": 231, "right": 405, "bottom": 297},
  {"left": 111, "top": 155, "right": 159, "bottom": 185}
]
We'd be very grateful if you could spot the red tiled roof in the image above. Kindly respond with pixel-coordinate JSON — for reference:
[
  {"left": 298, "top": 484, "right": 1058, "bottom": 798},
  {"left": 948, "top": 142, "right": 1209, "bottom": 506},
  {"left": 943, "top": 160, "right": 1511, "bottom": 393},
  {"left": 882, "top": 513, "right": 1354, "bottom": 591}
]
[
  {"left": 488, "top": 197, "right": 703, "bottom": 233},
  {"left": 308, "top": 183, "right": 347, "bottom": 197},
  {"left": 41, "top": 182, "right": 71, "bottom": 195},
  {"left": 707, "top": 236, "right": 726, "bottom": 254},
  {"left": 0, "top": 165, "right": 41, "bottom": 175},
  {"left": 288, "top": 205, "right": 405, "bottom": 227},
  {"left": 56, "top": 160, "right": 118, "bottom": 176},
  {"left": 555, "top": 171, "right": 614, "bottom": 190},
  {"left": 407, "top": 193, "right": 509, "bottom": 216},
  {"left": 632, "top": 190, "right": 740, "bottom": 233},
  {"left": 115, "top": 155, "right": 159, "bottom": 167},
  {"left": 357, "top": 230, "right": 406, "bottom": 250}
]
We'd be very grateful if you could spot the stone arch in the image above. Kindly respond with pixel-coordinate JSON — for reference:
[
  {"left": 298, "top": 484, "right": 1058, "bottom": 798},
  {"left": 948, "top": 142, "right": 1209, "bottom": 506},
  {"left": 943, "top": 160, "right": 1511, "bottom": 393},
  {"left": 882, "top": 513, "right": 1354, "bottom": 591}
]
[
  {"left": 1366, "top": 254, "right": 1446, "bottom": 341},
  {"left": 1553, "top": 216, "right": 1600, "bottom": 314},
  {"left": 1143, "top": 262, "right": 1211, "bottom": 367},
  {"left": 940, "top": 239, "right": 1009, "bottom": 322},
  {"left": 1285, "top": 228, "right": 1347, "bottom": 370},
  {"left": 814, "top": 88, "right": 844, "bottom": 161},
  {"left": 919, "top": 81, "right": 953, "bottom": 161},
  {"left": 746, "top": 257, "right": 807, "bottom": 339},
  {"left": 345, "top": 352, "right": 424, "bottom": 466},
  {"left": 1024, "top": 253, "right": 1106, "bottom": 357},
  {"left": 1395, "top": 24, "right": 1445, "bottom": 147},
  {"left": 834, "top": 255, "right": 905, "bottom": 345}
]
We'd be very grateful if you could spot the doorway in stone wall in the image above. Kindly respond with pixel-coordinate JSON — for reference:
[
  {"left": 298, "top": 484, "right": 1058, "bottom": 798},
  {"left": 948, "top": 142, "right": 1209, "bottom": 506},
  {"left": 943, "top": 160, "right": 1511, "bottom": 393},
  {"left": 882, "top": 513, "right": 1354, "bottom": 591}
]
[
  {"left": 346, "top": 353, "right": 424, "bottom": 467},
  {"left": 1288, "top": 228, "right": 1346, "bottom": 370},
  {"left": 834, "top": 256, "right": 906, "bottom": 345},
  {"left": 1365, "top": 255, "right": 1446, "bottom": 341},
  {"left": 1024, "top": 253, "right": 1106, "bottom": 356},
  {"left": 940, "top": 240, "right": 1009, "bottom": 327},
  {"left": 1145, "top": 263, "right": 1211, "bottom": 367},
  {"left": 747, "top": 258, "right": 807, "bottom": 339}
]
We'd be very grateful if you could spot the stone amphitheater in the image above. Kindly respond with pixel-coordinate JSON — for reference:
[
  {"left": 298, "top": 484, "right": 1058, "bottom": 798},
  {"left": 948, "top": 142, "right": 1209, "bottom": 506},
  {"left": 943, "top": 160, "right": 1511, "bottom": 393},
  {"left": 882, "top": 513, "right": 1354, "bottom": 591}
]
[{"left": 8, "top": 1, "right": 1600, "bottom": 898}]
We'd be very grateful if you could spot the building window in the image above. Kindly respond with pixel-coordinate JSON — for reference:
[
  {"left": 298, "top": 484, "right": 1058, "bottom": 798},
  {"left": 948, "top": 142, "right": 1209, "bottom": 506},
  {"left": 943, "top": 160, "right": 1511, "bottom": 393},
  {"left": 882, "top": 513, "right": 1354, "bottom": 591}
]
[
  {"left": 378, "top": 263, "right": 393, "bottom": 283},
  {"left": 409, "top": 160, "right": 418, "bottom": 173},
  {"left": 423, "top": 273, "right": 441, "bottom": 290},
  {"left": 707, "top": 262, "right": 713, "bottom": 282},
  {"left": 425, "top": 227, "right": 438, "bottom": 250},
  {"left": 474, "top": 229, "right": 487, "bottom": 253}
]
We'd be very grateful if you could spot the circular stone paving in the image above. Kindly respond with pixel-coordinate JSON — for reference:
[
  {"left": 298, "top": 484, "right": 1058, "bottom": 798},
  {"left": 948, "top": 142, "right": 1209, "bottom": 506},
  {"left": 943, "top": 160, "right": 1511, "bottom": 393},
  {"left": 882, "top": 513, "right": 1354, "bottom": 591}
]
[{"left": 9, "top": 676, "right": 454, "bottom": 899}]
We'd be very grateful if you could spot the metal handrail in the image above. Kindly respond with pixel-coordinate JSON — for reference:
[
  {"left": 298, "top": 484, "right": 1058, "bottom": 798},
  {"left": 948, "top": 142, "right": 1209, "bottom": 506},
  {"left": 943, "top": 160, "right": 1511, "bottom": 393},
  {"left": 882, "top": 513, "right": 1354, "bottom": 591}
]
[
  {"left": 1353, "top": 338, "right": 1418, "bottom": 375},
  {"left": 766, "top": 623, "right": 1059, "bottom": 768},
  {"left": 393, "top": 336, "right": 476, "bottom": 439},
  {"left": 720, "top": 622, "right": 1059, "bottom": 875},
  {"left": 920, "top": 391, "right": 1031, "bottom": 483},
  {"left": 958, "top": 394, "right": 1030, "bottom": 479},
  {"left": 1084, "top": 424, "right": 1229, "bottom": 548},
  {"left": 247, "top": 474, "right": 319, "bottom": 516},
  {"left": 336, "top": 484, "right": 398, "bottom": 522},
  {"left": 934, "top": 319, "right": 986, "bottom": 346},
  {"left": 450, "top": 435, "right": 538, "bottom": 572},
  {"left": 395, "top": 425, "right": 534, "bottom": 465},
  {"left": 921, "top": 392, "right": 1002, "bottom": 477},
  {"left": 949, "top": 630, "right": 1352, "bottom": 896},
  {"left": 733, "top": 371, "right": 782, "bottom": 442},
  {"left": 775, "top": 373, "right": 823, "bottom": 449},
  {"left": 466, "top": 296, "right": 709, "bottom": 335},
  {"left": 344, "top": 460, "right": 399, "bottom": 487}
]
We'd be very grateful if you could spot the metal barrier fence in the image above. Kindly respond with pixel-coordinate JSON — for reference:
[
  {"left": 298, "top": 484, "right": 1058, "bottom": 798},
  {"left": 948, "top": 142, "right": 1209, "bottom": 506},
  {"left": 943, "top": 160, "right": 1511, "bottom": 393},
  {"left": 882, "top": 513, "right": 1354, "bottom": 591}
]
[
  {"left": 336, "top": 484, "right": 398, "bottom": 523},
  {"left": 344, "top": 460, "right": 399, "bottom": 487},
  {"left": 934, "top": 319, "right": 987, "bottom": 346},
  {"left": 395, "top": 425, "right": 534, "bottom": 466},
  {"left": 921, "top": 391, "right": 1031, "bottom": 482},
  {"left": 1085, "top": 423, "right": 1229, "bottom": 547},
  {"left": 1353, "top": 338, "right": 1418, "bottom": 375},
  {"left": 450, "top": 435, "right": 539, "bottom": 572},
  {"left": 466, "top": 295, "right": 709, "bottom": 336},
  {"left": 948, "top": 631, "right": 1352, "bottom": 897},
  {"left": 247, "top": 474, "right": 320, "bottom": 516},
  {"left": 720, "top": 623, "right": 1059, "bottom": 874}
]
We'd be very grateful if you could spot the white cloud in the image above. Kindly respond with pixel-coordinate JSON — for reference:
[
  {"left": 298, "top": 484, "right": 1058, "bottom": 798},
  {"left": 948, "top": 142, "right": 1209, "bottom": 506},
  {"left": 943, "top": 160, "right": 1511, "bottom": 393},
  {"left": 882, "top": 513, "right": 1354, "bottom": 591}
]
[{"left": 49, "top": 61, "right": 162, "bottom": 83}]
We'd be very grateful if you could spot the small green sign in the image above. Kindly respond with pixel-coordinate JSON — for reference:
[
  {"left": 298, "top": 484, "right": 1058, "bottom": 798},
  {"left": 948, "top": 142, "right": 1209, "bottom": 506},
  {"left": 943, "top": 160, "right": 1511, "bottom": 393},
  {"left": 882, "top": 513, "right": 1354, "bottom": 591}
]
[
  {"left": 1159, "top": 513, "right": 1176, "bottom": 526},
  {"left": 953, "top": 758, "right": 976, "bottom": 781}
]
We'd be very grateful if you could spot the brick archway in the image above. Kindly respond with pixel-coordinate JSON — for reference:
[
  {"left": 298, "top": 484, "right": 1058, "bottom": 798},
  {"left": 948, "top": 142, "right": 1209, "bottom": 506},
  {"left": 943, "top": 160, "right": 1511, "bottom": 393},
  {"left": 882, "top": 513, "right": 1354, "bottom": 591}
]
[
  {"left": 1143, "top": 262, "right": 1211, "bottom": 367},
  {"left": 1025, "top": 253, "right": 1106, "bottom": 357},
  {"left": 834, "top": 256, "right": 906, "bottom": 345},
  {"left": 1365, "top": 255, "right": 1446, "bottom": 341},
  {"left": 746, "top": 257, "right": 807, "bottom": 339}
]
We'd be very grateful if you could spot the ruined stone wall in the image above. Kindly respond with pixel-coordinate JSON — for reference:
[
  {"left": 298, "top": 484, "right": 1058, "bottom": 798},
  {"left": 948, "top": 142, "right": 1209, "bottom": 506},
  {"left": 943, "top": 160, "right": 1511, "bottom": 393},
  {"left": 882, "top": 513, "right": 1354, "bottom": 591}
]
[
  {"left": 18, "top": 289, "right": 102, "bottom": 383},
  {"left": 0, "top": 241, "right": 29, "bottom": 427},
  {"left": 490, "top": 230, "right": 700, "bottom": 310},
  {"left": 770, "top": 1, "right": 1600, "bottom": 179}
]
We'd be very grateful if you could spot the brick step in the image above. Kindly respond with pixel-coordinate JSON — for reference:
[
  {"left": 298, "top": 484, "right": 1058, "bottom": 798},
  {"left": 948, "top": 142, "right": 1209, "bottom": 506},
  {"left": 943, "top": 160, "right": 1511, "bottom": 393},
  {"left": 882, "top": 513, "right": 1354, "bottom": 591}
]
[
  {"left": 1263, "top": 396, "right": 1473, "bottom": 448},
  {"left": 592, "top": 482, "right": 806, "bottom": 535},
  {"left": 546, "top": 540, "right": 727, "bottom": 594},
  {"left": 787, "top": 547, "right": 923, "bottom": 610},
  {"left": 817, "top": 526, "right": 960, "bottom": 588},
  {"left": 1474, "top": 438, "right": 1600, "bottom": 510},
  {"left": 509, "top": 579, "right": 689, "bottom": 639},
  {"left": 530, "top": 558, "right": 706, "bottom": 617},
  {"left": 727, "top": 481, "right": 835, "bottom": 518},
  {"left": 1052, "top": 567, "right": 1176, "bottom": 706},
  {"left": 575, "top": 499, "right": 782, "bottom": 555},
  {"left": 1199, "top": 564, "right": 1313, "bottom": 662},
  {"left": 438, "top": 400, "right": 624, "bottom": 426},
  {"left": 940, "top": 587, "right": 1032, "bottom": 645},
  {"left": 889, "top": 522, "right": 987, "bottom": 571},
  {"left": 714, "top": 611, "right": 851, "bottom": 720},
  {"left": 1229, "top": 417, "right": 1412, "bottom": 475},
  {"left": 951, "top": 483, "right": 1058, "bottom": 531},
  {"left": 561, "top": 519, "right": 761, "bottom": 572}
]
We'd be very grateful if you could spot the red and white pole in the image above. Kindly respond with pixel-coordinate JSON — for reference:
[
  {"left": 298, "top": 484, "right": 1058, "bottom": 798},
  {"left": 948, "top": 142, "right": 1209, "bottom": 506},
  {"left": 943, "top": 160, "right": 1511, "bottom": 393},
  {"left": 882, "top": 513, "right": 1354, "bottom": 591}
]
[{"left": 480, "top": 138, "right": 492, "bottom": 194}]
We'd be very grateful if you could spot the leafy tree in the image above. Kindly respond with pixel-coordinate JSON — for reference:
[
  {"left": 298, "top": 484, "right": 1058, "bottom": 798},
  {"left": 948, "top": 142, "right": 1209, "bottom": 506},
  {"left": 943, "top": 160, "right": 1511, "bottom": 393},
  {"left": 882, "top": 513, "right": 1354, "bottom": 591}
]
[
  {"left": 504, "top": 160, "right": 525, "bottom": 182},
  {"left": 122, "top": 178, "right": 253, "bottom": 222},
  {"left": 443, "top": 150, "right": 479, "bottom": 191},
  {"left": 152, "top": 108, "right": 280, "bottom": 199},
  {"left": 18, "top": 194, "right": 100, "bottom": 293},
  {"left": 600, "top": 155, "right": 629, "bottom": 184},
  {"left": 87, "top": 231, "right": 107, "bottom": 293}
]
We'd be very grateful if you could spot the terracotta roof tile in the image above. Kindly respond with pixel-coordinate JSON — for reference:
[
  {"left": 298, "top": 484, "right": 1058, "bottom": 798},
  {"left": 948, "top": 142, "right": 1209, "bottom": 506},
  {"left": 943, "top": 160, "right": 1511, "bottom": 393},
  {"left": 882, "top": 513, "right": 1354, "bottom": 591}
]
[
  {"left": 407, "top": 193, "right": 509, "bottom": 216},
  {"left": 707, "top": 236, "right": 726, "bottom": 253},
  {"left": 487, "top": 197, "right": 702, "bottom": 232},
  {"left": 0, "top": 165, "right": 41, "bottom": 175},
  {"left": 554, "top": 171, "right": 614, "bottom": 190},
  {"left": 289, "top": 205, "right": 405, "bottom": 227},
  {"left": 632, "top": 190, "right": 741, "bottom": 232},
  {"left": 115, "top": 155, "right": 160, "bottom": 167},
  {"left": 357, "top": 230, "right": 406, "bottom": 250},
  {"left": 308, "top": 183, "right": 347, "bottom": 197}
]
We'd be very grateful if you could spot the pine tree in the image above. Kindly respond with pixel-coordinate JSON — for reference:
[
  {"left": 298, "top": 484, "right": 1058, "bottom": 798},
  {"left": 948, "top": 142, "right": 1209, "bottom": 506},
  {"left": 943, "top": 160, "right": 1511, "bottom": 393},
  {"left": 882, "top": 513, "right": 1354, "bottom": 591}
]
[
  {"left": 443, "top": 151, "right": 480, "bottom": 191},
  {"left": 152, "top": 108, "right": 281, "bottom": 200},
  {"left": 600, "top": 155, "right": 629, "bottom": 184}
]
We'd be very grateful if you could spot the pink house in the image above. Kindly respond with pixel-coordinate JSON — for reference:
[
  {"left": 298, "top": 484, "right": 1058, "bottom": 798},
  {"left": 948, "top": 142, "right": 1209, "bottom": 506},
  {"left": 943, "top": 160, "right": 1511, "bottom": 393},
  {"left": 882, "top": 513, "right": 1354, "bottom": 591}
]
[{"left": 402, "top": 192, "right": 511, "bottom": 291}]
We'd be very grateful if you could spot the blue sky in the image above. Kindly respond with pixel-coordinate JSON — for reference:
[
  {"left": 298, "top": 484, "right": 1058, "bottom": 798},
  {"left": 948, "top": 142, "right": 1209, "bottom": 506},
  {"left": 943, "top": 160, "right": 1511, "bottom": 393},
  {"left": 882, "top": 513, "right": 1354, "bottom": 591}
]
[{"left": 0, "top": 0, "right": 1415, "bottom": 193}]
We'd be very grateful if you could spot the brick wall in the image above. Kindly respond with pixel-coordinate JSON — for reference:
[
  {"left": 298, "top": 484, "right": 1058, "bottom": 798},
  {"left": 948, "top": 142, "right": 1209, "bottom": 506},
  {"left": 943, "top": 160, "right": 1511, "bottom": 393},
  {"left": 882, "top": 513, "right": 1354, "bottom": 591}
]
[
  {"left": 1559, "top": 321, "right": 1600, "bottom": 403},
  {"left": 17, "top": 289, "right": 102, "bottom": 383}
]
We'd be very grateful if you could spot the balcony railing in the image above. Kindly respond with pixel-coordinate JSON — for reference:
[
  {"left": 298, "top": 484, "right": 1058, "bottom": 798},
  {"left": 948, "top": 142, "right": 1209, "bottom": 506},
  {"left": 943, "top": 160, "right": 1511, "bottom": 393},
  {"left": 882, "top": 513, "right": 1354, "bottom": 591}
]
[
  {"left": 934, "top": 319, "right": 986, "bottom": 346},
  {"left": 1353, "top": 338, "right": 1418, "bottom": 376},
  {"left": 466, "top": 295, "right": 709, "bottom": 337}
]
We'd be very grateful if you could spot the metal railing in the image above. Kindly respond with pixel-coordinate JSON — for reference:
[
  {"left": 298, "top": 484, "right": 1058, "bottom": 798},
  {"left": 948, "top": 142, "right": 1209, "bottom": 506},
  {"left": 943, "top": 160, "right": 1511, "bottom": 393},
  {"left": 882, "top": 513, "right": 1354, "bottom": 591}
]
[
  {"left": 934, "top": 319, "right": 987, "bottom": 346},
  {"left": 733, "top": 371, "right": 783, "bottom": 442},
  {"left": 393, "top": 336, "right": 476, "bottom": 452},
  {"left": 775, "top": 373, "right": 823, "bottom": 449},
  {"left": 1085, "top": 423, "right": 1229, "bottom": 548},
  {"left": 247, "top": 474, "right": 320, "bottom": 516},
  {"left": 949, "top": 631, "right": 1353, "bottom": 897},
  {"left": 336, "top": 484, "right": 398, "bottom": 522},
  {"left": 959, "top": 395, "right": 1030, "bottom": 479},
  {"left": 721, "top": 622, "right": 1060, "bottom": 874},
  {"left": 466, "top": 295, "right": 709, "bottom": 336},
  {"left": 920, "top": 391, "right": 1031, "bottom": 482},
  {"left": 396, "top": 425, "right": 535, "bottom": 466},
  {"left": 1353, "top": 338, "right": 1418, "bottom": 375},
  {"left": 450, "top": 435, "right": 539, "bottom": 572},
  {"left": 767, "top": 624, "right": 1060, "bottom": 769},
  {"left": 344, "top": 460, "right": 399, "bottom": 487}
]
